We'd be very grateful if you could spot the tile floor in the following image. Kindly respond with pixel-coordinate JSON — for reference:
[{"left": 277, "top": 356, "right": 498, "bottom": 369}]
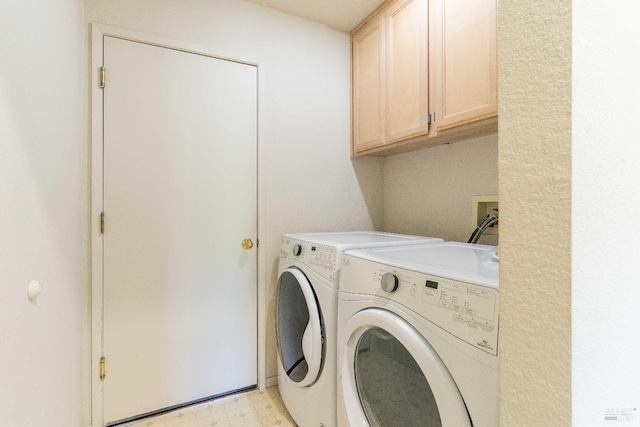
[{"left": 121, "top": 387, "right": 296, "bottom": 427}]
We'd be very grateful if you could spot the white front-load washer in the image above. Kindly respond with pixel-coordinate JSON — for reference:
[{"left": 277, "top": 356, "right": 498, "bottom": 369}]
[
  {"left": 276, "top": 232, "right": 443, "bottom": 427},
  {"left": 337, "top": 242, "right": 499, "bottom": 427}
]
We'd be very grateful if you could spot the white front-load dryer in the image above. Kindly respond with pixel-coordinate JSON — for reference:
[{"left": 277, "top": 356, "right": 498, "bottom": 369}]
[
  {"left": 276, "top": 232, "right": 443, "bottom": 427},
  {"left": 337, "top": 242, "right": 499, "bottom": 427}
]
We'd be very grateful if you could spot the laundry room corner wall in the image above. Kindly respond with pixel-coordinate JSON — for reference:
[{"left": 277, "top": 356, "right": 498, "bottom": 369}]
[
  {"left": 0, "top": 0, "right": 87, "bottom": 426},
  {"left": 498, "top": 1, "right": 572, "bottom": 426},
  {"left": 382, "top": 133, "right": 498, "bottom": 245},
  {"left": 84, "top": 0, "right": 384, "bottom": 385}
]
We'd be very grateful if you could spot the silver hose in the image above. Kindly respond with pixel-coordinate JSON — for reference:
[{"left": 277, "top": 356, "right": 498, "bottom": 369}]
[{"left": 467, "top": 214, "right": 499, "bottom": 244}]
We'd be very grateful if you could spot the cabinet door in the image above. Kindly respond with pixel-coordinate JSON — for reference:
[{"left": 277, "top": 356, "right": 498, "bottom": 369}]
[
  {"left": 385, "top": 0, "right": 429, "bottom": 143},
  {"left": 430, "top": 0, "right": 497, "bottom": 131},
  {"left": 352, "top": 16, "right": 385, "bottom": 153}
]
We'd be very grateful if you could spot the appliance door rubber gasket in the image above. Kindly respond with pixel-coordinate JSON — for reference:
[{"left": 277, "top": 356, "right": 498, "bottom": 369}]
[{"left": 276, "top": 268, "right": 323, "bottom": 387}]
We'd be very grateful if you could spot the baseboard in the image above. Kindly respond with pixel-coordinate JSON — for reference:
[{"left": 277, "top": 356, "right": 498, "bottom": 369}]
[{"left": 265, "top": 375, "right": 278, "bottom": 388}]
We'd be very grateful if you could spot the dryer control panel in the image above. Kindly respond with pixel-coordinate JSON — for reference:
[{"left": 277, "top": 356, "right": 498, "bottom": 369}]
[
  {"left": 341, "top": 254, "right": 499, "bottom": 355},
  {"left": 280, "top": 238, "right": 338, "bottom": 282}
]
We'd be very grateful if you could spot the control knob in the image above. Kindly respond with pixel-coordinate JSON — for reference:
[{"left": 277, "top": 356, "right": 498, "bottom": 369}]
[
  {"left": 381, "top": 273, "right": 399, "bottom": 293},
  {"left": 292, "top": 244, "right": 302, "bottom": 256}
]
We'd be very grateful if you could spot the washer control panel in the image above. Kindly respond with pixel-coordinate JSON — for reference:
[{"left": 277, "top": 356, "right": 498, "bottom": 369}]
[
  {"left": 280, "top": 238, "right": 338, "bottom": 282},
  {"left": 421, "top": 279, "right": 495, "bottom": 322},
  {"left": 341, "top": 254, "right": 499, "bottom": 355}
]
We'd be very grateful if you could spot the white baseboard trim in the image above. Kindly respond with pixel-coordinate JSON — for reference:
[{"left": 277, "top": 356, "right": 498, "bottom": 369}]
[{"left": 265, "top": 375, "right": 278, "bottom": 388}]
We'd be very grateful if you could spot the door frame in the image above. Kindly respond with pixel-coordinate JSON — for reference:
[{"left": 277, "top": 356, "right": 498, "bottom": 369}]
[{"left": 90, "top": 23, "right": 266, "bottom": 427}]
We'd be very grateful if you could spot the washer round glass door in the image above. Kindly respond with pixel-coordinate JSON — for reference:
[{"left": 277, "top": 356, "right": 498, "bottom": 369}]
[
  {"left": 276, "top": 268, "right": 324, "bottom": 387},
  {"left": 340, "top": 308, "right": 471, "bottom": 427}
]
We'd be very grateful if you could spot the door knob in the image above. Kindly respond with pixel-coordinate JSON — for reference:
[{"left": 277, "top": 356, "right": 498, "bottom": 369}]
[{"left": 242, "top": 238, "right": 254, "bottom": 250}]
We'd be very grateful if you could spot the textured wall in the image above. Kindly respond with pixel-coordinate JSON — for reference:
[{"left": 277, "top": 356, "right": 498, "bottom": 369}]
[
  {"left": 498, "top": 1, "right": 572, "bottom": 425},
  {"left": 84, "top": 0, "right": 384, "bottom": 387},
  {"left": 383, "top": 134, "right": 498, "bottom": 245},
  {"left": 0, "top": 0, "right": 86, "bottom": 425},
  {"left": 573, "top": 2, "right": 640, "bottom": 425}
]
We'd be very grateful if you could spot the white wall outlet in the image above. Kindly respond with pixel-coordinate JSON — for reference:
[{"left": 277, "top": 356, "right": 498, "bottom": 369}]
[{"left": 472, "top": 195, "right": 499, "bottom": 236}]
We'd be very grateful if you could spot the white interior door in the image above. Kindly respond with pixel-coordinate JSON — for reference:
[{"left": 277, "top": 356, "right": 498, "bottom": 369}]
[{"left": 102, "top": 36, "right": 258, "bottom": 424}]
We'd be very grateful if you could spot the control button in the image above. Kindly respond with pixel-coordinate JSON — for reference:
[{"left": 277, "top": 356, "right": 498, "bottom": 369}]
[
  {"left": 453, "top": 315, "right": 466, "bottom": 323},
  {"left": 411, "top": 284, "right": 418, "bottom": 296},
  {"left": 380, "top": 273, "right": 399, "bottom": 293},
  {"left": 423, "top": 287, "right": 437, "bottom": 296},
  {"left": 292, "top": 244, "right": 302, "bottom": 256}
]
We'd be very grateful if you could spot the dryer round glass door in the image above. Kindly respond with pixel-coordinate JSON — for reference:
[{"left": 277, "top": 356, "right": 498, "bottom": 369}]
[
  {"left": 339, "top": 308, "right": 471, "bottom": 427},
  {"left": 275, "top": 268, "right": 324, "bottom": 387}
]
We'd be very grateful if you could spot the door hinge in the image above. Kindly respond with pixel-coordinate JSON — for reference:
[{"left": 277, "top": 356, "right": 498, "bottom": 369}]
[
  {"left": 256, "top": 239, "right": 259, "bottom": 248},
  {"left": 99, "top": 67, "right": 106, "bottom": 89},
  {"left": 99, "top": 357, "right": 106, "bottom": 380},
  {"left": 100, "top": 212, "right": 105, "bottom": 234},
  {"left": 428, "top": 112, "right": 435, "bottom": 125}
]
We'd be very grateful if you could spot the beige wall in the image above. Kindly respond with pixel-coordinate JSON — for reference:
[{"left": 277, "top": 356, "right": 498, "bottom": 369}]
[
  {"left": 383, "top": 134, "right": 498, "bottom": 245},
  {"left": 498, "top": 1, "right": 572, "bottom": 425}
]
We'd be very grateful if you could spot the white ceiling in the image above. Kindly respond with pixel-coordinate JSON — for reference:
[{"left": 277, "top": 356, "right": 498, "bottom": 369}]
[{"left": 244, "top": 0, "right": 385, "bottom": 32}]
